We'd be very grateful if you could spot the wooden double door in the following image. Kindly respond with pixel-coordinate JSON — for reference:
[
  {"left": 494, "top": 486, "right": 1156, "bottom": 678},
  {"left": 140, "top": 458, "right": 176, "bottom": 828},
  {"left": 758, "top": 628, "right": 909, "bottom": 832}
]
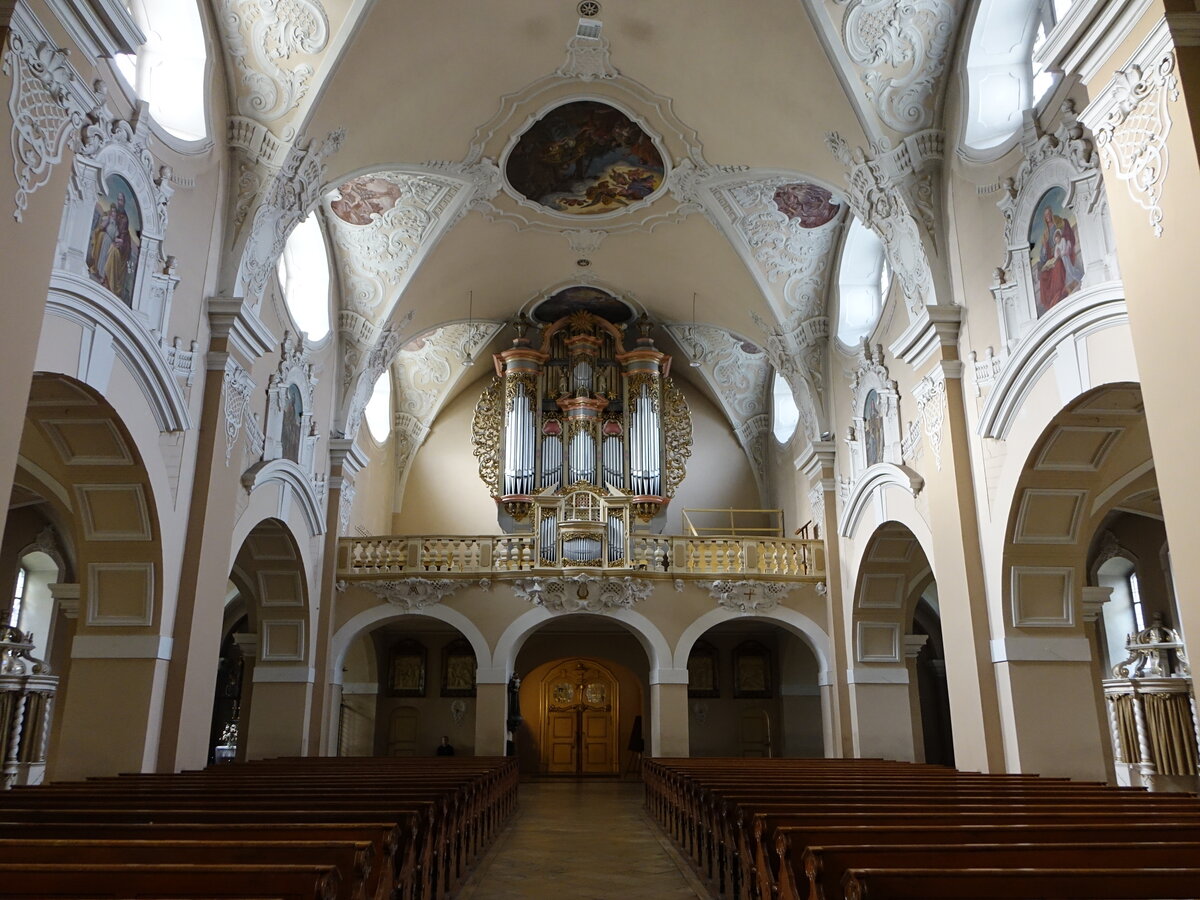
[{"left": 541, "top": 659, "right": 619, "bottom": 775}]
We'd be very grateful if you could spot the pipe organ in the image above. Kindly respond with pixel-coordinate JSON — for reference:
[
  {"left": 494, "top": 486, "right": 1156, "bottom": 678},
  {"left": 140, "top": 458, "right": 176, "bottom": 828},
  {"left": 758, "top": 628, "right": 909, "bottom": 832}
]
[{"left": 472, "top": 311, "right": 691, "bottom": 566}]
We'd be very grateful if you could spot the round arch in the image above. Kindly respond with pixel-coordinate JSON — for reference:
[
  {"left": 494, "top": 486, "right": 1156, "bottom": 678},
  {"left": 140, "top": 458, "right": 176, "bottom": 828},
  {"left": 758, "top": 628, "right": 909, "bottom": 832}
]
[
  {"left": 492, "top": 607, "right": 671, "bottom": 678},
  {"left": 330, "top": 603, "right": 493, "bottom": 683},
  {"left": 673, "top": 606, "right": 831, "bottom": 683}
]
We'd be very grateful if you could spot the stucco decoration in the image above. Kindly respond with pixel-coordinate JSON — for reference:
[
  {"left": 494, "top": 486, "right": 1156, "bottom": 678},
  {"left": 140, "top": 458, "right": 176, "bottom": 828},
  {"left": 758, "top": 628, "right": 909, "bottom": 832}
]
[
  {"left": 846, "top": 340, "right": 903, "bottom": 480},
  {"left": 217, "top": 0, "right": 329, "bottom": 133},
  {"left": 338, "top": 319, "right": 406, "bottom": 441},
  {"left": 827, "top": 131, "right": 941, "bottom": 317},
  {"left": 512, "top": 574, "right": 653, "bottom": 612},
  {"left": 752, "top": 311, "right": 828, "bottom": 442},
  {"left": 57, "top": 87, "right": 180, "bottom": 341},
  {"left": 326, "top": 173, "right": 466, "bottom": 318},
  {"left": 1082, "top": 21, "right": 1179, "bottom": 239},
  {"left": 700, "top": 579, "right": 796, "bottom": 614},
  {"left": 709, "top": 175, "right": 844, "bottom": 322},
  {"left": 237, "top": 127, "right": 344, "bottom": 305},
  {"left": 664, "top": 323, "right": 771, "bottom": 500},
  {"left": 222, "top": 358, "right": 256, "bottom": 465},
  {"left": 991, "top": 102, "right": 1118, "bottom": 354},
  {"left": 256, "top": 331, "right": 319, "bottom": 472},
  {"left": 732, "top": 415, "right": 771, "bottom": 503},
  {"left": 833, "top": 0, "right": 958, "bottom": 133},
  {"left": 2, "top": 14, "right": 94, "bottom": 221},
  {"left": 455, "top": 21, "right": 710, "bottom": 245},
  {"left": 388, "top": 320, "right": 503, "bottom": 511},
  {"left": 912, "top": 367, "right": 948, "bottom": 470},
  {"left": 362, "top": 578, "right": 464, "bottom": 611}
]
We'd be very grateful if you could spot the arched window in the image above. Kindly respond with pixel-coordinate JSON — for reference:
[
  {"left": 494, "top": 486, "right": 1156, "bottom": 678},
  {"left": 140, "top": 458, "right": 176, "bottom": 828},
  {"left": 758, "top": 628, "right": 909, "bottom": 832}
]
[
  {"left": 364, "top": 371, "right": 392, "bottom": 443},
  {"left": 1098, "top": 556, "right": 1144, "bottom": 670},
  {"left": 836, "top": 218, "right": 888, "bottom": 347},
  {"left": 962, "top": 0, "right": 1074, "bottom": 154},
  {"left": 7, "top": 565, "right": 26, "bottom": 628},
  {"left": 771, "top": 372, "right": 799, "bottom": 443},
  {"left": 115, "top": 0, "right": 209, "bottom": 142},
  {"left": 276, "top": 214, "right": 332, "bottom": 341}
]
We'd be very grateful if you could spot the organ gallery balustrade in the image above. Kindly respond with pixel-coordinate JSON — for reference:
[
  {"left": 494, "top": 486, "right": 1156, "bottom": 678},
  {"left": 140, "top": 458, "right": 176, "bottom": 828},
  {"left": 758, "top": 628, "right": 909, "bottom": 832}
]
[{"left": 337, "top": 533, "right": 824, "bottom": 580}]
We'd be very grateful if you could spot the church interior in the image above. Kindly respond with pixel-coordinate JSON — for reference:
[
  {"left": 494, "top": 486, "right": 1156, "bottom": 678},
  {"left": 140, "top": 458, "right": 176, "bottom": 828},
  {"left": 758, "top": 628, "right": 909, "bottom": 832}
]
[{"left": 3, "top": 0, "right": 1200, "bottom": 895}]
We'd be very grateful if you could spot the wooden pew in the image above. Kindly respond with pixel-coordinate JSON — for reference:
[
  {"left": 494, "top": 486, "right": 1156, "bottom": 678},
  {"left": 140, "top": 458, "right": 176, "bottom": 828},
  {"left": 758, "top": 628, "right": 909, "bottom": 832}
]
[
  {"left": 840, "top": 867, "right": 1200, "bottom": 899},
  {"left": 0, "top": 862, "right": 341, "bottom": 899}
]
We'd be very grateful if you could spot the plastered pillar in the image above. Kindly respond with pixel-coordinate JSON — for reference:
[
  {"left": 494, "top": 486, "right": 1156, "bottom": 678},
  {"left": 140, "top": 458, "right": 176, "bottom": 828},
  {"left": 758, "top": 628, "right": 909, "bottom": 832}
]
[
  {"left": 0, "top": 12, "right": 80, "bottom": 553},
  {"left": 798, "top": 442, "right": 852, "bottom": 757},
  {"left": 156, "top": 299, "right": 274, "bottom": 772},
  {"left": 474, "top": 678, "right": 508, "bottom": 757},
  {"left": 1077, "top": 10, "right": 1200, "bottom": 687},
  {"left": 308, "top": 439, "right": 369, "bottom": 756},
  {"left": 231, "top": 632, "right": 257, "bottom": 763},
  {"left": 50, "top": 634, "right": 171, "bottom": 780},
  {"left": 904, "top": 634, "right": 929, "bottom": 763},
  {"left": 895, "top": 340, "right": 1005, "bottom": 772},
  {"left": 847, "top": 667, "right": 916, "bottom": 761},
  {"left": 244, "top": 665, "right": 313, "bottom": 759},
  {"left": 650, "top": 668, "right": 689, "bottom": 757}
]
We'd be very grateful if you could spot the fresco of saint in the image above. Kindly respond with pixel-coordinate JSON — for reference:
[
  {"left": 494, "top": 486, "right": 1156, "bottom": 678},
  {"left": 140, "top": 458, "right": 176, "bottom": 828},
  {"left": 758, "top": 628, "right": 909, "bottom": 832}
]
[
  {"left": 1029, "top": 187, "right": 1085, "bottom": 316},
  {"left": 281, "top": 384, "right": 304, "bottom": 464},
  {"left": 86, "top": 175, "right": 141, "bottom": 305},
  {"left": 863, "top": 389, "right": 884, "bottom": 467},
  {"left": 330, "top": 175, "right": 404, "bottom": 225}
]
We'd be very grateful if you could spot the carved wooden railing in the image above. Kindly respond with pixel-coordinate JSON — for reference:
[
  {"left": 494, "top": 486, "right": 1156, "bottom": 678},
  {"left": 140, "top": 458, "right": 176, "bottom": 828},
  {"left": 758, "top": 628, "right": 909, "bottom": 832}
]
[
  {"left": 338, "top": 534, "right": 824, "bottom": 580},
  {"left": 0, "top": 627, "right": 57, "bottom": 789}
]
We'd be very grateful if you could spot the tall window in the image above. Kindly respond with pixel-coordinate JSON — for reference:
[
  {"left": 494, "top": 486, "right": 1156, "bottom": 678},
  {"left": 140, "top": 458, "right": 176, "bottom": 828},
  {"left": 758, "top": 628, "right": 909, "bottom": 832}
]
[
  {"left": 115, "top": 0, "right": 209, "bottom": 142},
  {"left": 8, "top": 566, "right": 27, "bottom": 629},
  {"left": 962, "top": 0, "right": 1075, "bottom": 152},
  {"left": 364, "top": 371, "right": 392, "bottom": 442},
  {"left": 276, "top": 214, "right": 332, "bottom": 341},
  {"left": 771, "top": 372, "right": 800, "bottom": 443},
  {"left": 836, "top": 218, "right": 888, "bottom": 347}
]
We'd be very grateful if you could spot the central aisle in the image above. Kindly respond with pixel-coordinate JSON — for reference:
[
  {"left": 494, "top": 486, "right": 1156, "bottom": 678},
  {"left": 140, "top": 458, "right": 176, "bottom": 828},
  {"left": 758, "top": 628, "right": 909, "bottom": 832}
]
[{"left": 458, "top": 780, "right": 708, "bottom": 900}]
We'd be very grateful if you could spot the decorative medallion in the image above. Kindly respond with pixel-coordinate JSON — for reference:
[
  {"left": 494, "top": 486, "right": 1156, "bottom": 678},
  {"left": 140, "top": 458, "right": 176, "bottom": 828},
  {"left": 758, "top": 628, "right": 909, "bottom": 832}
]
[
  {"left": 771, "top": 183, "right": 840, "bottom": 228},
  {"left": 329, "top": 174, "right": 405, "bottom": 225},
  {"left": 505, "top": 101, "right": 665, "bottom": 215}
]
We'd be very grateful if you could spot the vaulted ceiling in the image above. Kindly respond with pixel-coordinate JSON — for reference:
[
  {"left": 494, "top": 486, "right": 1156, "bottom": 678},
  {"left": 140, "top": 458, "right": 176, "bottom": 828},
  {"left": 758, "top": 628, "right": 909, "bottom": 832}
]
[{"left": 216, "top": 0, "right": 966, "bottom": 451}]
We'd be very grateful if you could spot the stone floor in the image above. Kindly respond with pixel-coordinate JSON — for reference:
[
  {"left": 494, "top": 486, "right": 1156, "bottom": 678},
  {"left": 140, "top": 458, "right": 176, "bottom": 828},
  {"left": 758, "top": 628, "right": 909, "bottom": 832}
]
[{"left": 457, "top": 779, "right": 709, "bottom": 900}]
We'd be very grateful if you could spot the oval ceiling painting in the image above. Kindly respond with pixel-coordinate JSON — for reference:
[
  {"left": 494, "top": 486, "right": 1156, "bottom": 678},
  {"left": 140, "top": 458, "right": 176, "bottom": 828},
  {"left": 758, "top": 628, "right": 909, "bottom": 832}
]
[
  {"left": 531, "top": 286, "right": 635, "bottom": 325},
  {"left": 505, "top": 101, "right": 665, "bottom": 215},
  {"left": 772, "top": 183, "right": 840, "bottom": 228}
]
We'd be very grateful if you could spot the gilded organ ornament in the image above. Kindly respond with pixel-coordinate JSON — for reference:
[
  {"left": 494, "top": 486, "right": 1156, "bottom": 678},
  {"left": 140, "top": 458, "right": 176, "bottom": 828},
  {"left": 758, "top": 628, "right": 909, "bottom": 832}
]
[{"left": 470, "top": 292, "right": 692, "bottom": 566}]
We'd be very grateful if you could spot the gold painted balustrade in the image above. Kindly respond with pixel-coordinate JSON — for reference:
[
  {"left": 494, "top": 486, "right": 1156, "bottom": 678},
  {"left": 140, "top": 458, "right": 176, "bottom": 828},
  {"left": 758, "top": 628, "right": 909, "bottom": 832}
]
[{"left": 337, "top": 534, "right": 825, "bottom": 580}]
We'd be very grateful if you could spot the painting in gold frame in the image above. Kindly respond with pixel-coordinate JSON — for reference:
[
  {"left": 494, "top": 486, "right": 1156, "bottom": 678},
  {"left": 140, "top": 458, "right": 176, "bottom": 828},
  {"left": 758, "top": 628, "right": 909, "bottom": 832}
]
[
  {"left": 733, "top": 640, "right": 773, "bottom": 699},
  {"left": 687, "top": 639, "right": 720, "bottom": 698},
  {"left": 388, "top": 639, "right": 426, "bottom": 697},
  {"left": 441, "top": 638, "right": 477, "bottom": 698}
]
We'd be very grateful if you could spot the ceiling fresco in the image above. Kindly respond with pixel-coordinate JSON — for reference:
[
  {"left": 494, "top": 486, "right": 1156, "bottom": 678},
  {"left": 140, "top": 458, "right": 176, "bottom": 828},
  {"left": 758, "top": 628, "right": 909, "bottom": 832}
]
[
  {"left": 504, "top": 100, "right": 665, "bottom": 215},
  {"left": 772, "top": 183, "right": 841, "bottom": 228},
  {"left": 530, "top": 286, "right": 636, "bottom": 325}
]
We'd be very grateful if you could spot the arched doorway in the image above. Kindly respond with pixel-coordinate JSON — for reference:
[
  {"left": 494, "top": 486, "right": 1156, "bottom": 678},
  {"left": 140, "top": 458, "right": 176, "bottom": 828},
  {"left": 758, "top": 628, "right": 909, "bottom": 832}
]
[
  {"left": 998, "top": 383, "right": 1194, "bottom": 784},
  {"left": 337, "top": 615, "right": 480, "bottom": 758},
  {"left": 850, "top": 522, "right": 953, "bottom": 764},
  {"left": 512, "top": 615, "right": 648, "bottom": 776},
  {"left": 684, "top": 620, "right": 823, "bottom": 758}
]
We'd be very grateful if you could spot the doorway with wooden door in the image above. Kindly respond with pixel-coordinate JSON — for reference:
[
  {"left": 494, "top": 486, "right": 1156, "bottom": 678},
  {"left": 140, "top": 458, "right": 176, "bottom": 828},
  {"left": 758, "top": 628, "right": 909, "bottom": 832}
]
[{"left": 540, "top": 658, "right": 619, "bottom": 775}]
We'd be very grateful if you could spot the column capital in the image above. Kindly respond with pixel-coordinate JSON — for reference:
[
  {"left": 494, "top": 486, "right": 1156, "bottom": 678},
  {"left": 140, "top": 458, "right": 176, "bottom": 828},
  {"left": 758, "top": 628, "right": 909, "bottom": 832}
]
[
  {"left": 1081, "top": 585, "right": 1114, "bottom": 623},
  {"left": 889, "top": 305, "right": 962, "bottom": 368},
  {"left": 796, "top": 440, "right": 837, "bottom": 483},
  {"left": 49, "top": 582, "right": 80, "bottom": 619},
  {"left": 328, "top": 438, "right": 370, "bottom": 480},
  {"left": 232, "top": 632, "right": 259, "bottom": 660},
  {"left": 206, "top": 297, "right": 275, "bottom": 367},
  {"left": 903, "top": 633, "right": 930, "bottom": 659}
]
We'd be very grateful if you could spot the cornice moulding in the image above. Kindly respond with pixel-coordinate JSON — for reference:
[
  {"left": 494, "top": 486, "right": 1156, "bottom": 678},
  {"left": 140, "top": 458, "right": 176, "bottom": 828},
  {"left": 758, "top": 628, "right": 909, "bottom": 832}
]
[
  {"left": 207, "top": 297, "right": 276, "bottom": 364},
  {"left": 888, "top": 305, "right": 962, "bottom": 368}
]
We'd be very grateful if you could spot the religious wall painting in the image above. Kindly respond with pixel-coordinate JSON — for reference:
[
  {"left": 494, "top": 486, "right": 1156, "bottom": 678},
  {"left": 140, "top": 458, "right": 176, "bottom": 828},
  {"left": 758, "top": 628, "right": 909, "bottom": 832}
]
[
  {"left": 772, "top": 183, "right": 840, "bottom": 228},
  {"left": 505, "top": 101, "right": 665, "bottom": 215},
  {"left": 330, "top": 175, "right": 404, "bottom": 226},
  {"left": 863, "top": 389, "right": 884, "bottom": 467},
  {"left": 441, "top": 638, "right": 477, "bottom": 698},
  {"left": 281, "top": 383, "right": 304, "bottom": 464},
  {"left": 1029, "top": 187, "right": 1084, "bottom": 317},
  {"left": 86, "top": 174, "right": 142, "bottom": 305},
  {"left": 531, "top": 285, "right": 635, "bottom": 325},
  {"left": 687, "top": 639, "right": 720, "bottom": 699},
  {"left": 733, "top": 640, "right": 773, "bottom": 699},
  {"left": 388, "top": 639, "right": 427, "bottom": 697}
]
